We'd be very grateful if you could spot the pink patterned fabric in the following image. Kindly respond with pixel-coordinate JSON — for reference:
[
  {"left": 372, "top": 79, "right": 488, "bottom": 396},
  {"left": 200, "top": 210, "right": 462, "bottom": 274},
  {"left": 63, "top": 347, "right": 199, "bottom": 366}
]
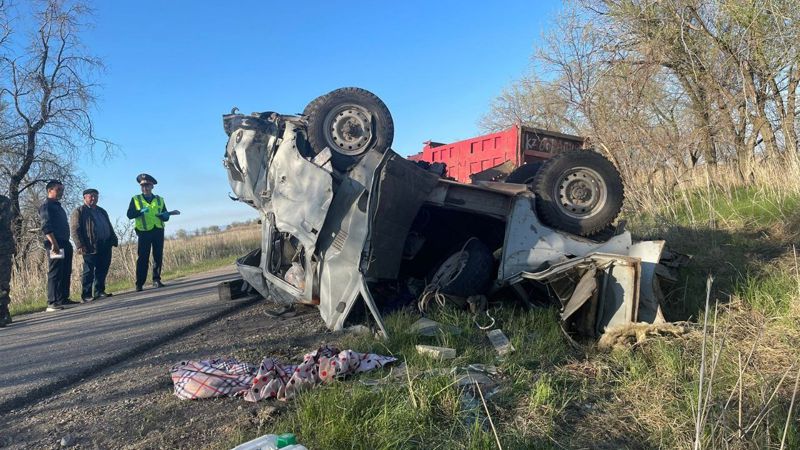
[{"left": 170, "top": 346, "right": 396, "bottom": 402}]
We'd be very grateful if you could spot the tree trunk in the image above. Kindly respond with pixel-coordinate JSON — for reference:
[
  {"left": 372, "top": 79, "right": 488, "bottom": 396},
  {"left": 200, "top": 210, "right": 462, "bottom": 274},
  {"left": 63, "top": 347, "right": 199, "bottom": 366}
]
[
  {"left": 782, "top": 64, "right": 798, "bottom": 155},
  {"left": 740, "top": 62, "right": 780, "bottom": 159},
  {"left": 8, "top": 130, "right": 37, "bottom": 257}
]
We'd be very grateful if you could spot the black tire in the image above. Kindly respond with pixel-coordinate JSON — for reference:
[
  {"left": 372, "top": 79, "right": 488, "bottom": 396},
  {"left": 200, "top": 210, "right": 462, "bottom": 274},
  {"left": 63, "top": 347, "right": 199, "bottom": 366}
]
[
  {"left": 531, "top": 150, "right": 624, "bottom": 236},
  {"left": 304, "top": 87, "right": 394, "bottom": 170},
  {"left": 506, "top": 161, "right": 543, "bottom": 184},
  {"left": 429, "top": 239, "right": 493, "bottom": 297}
]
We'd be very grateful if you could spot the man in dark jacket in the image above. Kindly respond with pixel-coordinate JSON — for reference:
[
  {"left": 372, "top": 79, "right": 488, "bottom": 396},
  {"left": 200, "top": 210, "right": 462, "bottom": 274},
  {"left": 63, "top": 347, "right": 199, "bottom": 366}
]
[
  {"left": 0, "top": 193, "right": 15, "bottom": 326},
  {"left": 71, "top": 188, "right": 119, "bottom": 301},
  {"left": 39, "top": 180, "right": 79, "bottom": 311}
]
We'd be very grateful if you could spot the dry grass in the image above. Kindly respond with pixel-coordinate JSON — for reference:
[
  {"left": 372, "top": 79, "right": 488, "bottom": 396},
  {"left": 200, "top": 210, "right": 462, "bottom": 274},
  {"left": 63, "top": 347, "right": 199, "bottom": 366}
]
[
  {"left": 624, "top": 156, "right": 800, "bottom": 231},
  {"left": 8, "top": 224, "right": 261, "bottom": 315},
  {"left": 578, "top": 157, "right": 800, "bottom": 448}
]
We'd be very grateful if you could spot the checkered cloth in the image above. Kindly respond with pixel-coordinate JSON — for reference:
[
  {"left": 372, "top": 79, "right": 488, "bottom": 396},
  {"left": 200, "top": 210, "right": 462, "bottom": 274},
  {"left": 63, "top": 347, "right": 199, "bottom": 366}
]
[
  {"left": 170, "top": 358, "right": 256, "bottom": 400},
  {"left": 170, "top": 346, "right": 396, "bottom": 401}
]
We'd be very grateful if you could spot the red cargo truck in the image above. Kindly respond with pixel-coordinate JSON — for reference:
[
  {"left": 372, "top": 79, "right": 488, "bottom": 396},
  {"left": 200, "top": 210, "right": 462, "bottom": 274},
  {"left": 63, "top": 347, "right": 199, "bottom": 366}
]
[
  {"left": 407, "top": 124, "right": 624, "bottom": 236},
  {"left": 407, "top": 124, "right": 586, "bottom": 183}
]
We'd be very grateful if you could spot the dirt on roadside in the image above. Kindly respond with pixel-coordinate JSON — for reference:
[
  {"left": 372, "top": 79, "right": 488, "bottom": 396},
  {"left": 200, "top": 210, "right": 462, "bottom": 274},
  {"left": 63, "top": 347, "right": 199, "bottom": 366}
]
[{"left": 1, "top": 301, "right": 339, "bottom": 449}]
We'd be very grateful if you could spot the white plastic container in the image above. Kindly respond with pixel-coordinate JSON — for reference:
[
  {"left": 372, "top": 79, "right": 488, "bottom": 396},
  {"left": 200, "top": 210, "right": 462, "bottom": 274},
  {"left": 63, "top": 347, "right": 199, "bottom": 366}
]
[
  {"left": 230, "top": 434, "right": 279, "bottom": 450},
  {"left": 230, "top": 434, "right": 307, "bottom": 450}
]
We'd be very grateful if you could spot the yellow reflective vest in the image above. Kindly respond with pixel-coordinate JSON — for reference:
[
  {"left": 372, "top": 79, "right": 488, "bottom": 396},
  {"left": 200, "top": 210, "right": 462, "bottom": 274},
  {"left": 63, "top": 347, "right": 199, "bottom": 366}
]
[{"left": 132, "top": 194, "right": 165, "bottom": 231}]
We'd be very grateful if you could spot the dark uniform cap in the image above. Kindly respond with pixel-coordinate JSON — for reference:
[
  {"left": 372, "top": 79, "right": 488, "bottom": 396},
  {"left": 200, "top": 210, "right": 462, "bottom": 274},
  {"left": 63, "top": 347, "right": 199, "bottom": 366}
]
[
  {"left": 136, "top": 173, "right": 157, "bottom": 185},
  {"left": 83, "top": 188, "right": 99, "bottom": 196}
]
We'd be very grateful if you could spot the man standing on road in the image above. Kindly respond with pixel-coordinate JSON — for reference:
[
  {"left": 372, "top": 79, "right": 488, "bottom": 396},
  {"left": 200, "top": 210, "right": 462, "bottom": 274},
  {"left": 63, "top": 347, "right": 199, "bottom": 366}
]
[
  {"left": 71, "top": 188, "right": 119, "bottom": 302},
  {"left": 39, "top": 180, "right": 79, "bottom": 311},
  {"left": 0, "top": 193, "right": 15, "bottom": 326},
  {"left": 127, "top": 174, "right": 177, "bottom": 292}
]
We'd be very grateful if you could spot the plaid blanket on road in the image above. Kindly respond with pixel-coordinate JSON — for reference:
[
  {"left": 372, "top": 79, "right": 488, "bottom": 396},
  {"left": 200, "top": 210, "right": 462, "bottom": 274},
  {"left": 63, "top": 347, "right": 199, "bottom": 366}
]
[
  {"left": 170, "top": 346, "right": 396, "bottom": 401},
  {"left": 170, "top": 358, "right": 256, "bottom": 400}
]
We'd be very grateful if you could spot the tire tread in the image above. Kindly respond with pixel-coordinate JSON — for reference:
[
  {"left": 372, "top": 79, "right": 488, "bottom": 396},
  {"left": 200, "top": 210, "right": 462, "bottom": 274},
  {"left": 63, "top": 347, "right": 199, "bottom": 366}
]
[{"left": 531, "top": 150, "right": 625, "bottom": 236}]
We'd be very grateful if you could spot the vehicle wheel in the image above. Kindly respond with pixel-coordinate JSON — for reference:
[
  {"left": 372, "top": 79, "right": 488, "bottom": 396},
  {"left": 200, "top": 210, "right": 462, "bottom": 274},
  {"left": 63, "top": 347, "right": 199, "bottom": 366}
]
[
  {"left": 531, "top": 150, "right": 624, "bottom": 236},
  {"left": 304, "top": 87, "right": 394, "bottom": 170},
  {"left": 429, "top": 239, "right": 493, "bottom": 297},
  {"left": 505, "top": 161, "right": 543, "bottom": 184}
]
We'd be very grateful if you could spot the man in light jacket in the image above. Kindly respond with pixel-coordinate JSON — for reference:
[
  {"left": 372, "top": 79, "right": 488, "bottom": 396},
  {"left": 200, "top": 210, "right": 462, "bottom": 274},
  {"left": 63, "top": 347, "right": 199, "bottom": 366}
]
[{"left": 71, "top": 188, "right": 119, "bottom": 301}]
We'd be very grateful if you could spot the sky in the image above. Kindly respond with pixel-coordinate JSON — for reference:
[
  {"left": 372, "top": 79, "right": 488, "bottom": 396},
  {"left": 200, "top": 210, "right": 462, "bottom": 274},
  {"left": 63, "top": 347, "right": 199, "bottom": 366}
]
[{"left": 62, "top": 0, "right": 562, "bottom": 233}]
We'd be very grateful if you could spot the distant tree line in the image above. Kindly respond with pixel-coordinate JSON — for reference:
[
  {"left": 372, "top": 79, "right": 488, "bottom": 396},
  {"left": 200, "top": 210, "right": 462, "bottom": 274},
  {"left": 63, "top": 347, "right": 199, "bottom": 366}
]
[
  {"left": 484, "top": 0, "right": 799, "bottom": 188},
  {"left": 172, "top": 218, "right": 258, "bottom": 240}
]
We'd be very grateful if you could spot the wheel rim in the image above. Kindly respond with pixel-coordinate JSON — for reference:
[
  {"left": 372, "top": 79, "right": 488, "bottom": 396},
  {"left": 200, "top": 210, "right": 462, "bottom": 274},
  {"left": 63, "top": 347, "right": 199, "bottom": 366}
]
[
  {"left": 552, "top": 166, "right": 607, "bottom": 219},
  {"left": 323, "top": 104, "right": 373, "bottom": 156}
]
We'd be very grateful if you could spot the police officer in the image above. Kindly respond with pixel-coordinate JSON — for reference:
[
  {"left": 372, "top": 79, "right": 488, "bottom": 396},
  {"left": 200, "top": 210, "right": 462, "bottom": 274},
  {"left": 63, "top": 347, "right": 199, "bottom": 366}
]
[
  {"left": 127, "top": 174, "right": 176, "bottom": 291},
  {"left": 0, "top": 193, "right": 15, "bottom": 326}
]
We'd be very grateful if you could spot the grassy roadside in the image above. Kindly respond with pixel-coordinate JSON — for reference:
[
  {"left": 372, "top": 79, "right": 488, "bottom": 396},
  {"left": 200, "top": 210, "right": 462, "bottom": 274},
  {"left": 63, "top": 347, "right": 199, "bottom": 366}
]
[
  {"left": 9, "top": 255, "right": 240, "bottom": 316},
  {"left": 218, "top": 184, "right": 800, "bottom": 449}
]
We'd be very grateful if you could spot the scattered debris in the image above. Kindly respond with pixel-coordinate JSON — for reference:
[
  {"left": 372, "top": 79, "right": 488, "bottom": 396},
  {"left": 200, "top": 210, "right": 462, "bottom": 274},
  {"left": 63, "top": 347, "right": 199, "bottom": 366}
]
[
  {"left": 465, "top": 363, "right": 498, "bottom": 375},
  {"left": 217, "top": 278, "right": 253, "bottom": 301},
  {"left": 264, "top": 304, "right": 296, "bottom": 318},
  {"left": 455, "top": 365, "right": 501, "bottom": 430},
  {"left": 454, "top": 370, "right": 494, "bottom": 388},
  {"left": 466, "top": 295, "right": 488, "bottom": 314},
  {"left": 410, "top": 317, "right": 461, "bottom": 336},
  {"left": 284, "top": 262, "right": 305, "bottom": 290},
  {"left": 415, "top": 344, "right": 456, "bottom": 360},
  {"left": 597, "top": 322, "right": 693, "bottom": 351},
  {"left": 345, "top": 324, "right": 373, "bottom": 336},
  {"left": 486, "top": 329, "right": 515, "bottom": 356},
  {"left": 360, "top": 362, "right": 408, "bottom": 387},
  {"left": 60, "top": 435, "right": 76, "bottom": 448},
  {"left": 660, "top": 248, "right": 692, "bottom": 269}
]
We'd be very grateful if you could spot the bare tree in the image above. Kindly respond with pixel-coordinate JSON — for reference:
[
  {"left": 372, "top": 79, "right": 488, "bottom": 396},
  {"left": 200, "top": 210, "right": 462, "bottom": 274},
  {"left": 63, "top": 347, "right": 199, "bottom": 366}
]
[
  {"left": 480, "top": 75, "right": 581, "bottom": 133},
  {"left": 487, "top": 0, "right": 800, "bottom": 187},
  {"left": 0, "top": 0, "right": 110, "bottom": 257}
]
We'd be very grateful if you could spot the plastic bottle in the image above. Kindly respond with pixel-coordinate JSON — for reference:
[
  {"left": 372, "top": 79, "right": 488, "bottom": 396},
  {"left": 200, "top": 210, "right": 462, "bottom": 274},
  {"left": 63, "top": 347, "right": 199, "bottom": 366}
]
[
  {"left": 230, "top": 434, "right": 278, "bottom": 450},
  {"left": 276, "top": 433, "right": 307, "bottom": 449},
  {"left": 231, "top": 433, "right": 307, "bottom": 450}
]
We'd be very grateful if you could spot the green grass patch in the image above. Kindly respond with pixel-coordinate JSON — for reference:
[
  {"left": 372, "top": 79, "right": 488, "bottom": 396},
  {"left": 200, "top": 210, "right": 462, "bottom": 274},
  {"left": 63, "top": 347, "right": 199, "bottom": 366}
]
[
  {"left": 631, "top": 186, "right": 800, "bottom": 230},
  {"left": 626, "top": 185, "right": 797, "bottom": 321},
  {"left": 734, "top": 270, "right": 798, "bottom": 319},
  {"left": 222, "top": 305, "right": 579, "bottom": 449}
]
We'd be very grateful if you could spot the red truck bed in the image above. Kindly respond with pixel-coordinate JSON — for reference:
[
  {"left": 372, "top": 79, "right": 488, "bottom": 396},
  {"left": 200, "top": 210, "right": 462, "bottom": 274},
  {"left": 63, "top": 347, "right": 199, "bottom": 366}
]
[{"left": 408, "top": 124, "right": 585, "bottom": 183}]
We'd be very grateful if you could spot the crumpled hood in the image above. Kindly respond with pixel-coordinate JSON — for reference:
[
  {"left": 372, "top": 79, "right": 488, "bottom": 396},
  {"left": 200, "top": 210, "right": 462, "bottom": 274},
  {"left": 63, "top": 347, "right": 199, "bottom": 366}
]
[{"left": 222, "top": 112, "right": 280, "bottom": 211}]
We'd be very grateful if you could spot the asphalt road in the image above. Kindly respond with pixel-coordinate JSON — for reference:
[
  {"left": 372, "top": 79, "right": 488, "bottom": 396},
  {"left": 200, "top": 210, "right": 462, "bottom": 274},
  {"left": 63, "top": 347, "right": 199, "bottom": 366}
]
[{"left": 0, "top": 266, "right": 259, "bottom": 414}]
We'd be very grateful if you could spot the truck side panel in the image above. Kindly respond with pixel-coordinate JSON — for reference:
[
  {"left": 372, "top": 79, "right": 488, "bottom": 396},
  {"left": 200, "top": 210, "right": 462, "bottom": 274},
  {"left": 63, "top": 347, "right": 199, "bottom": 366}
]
[
  {"left": 409, "top": 126, "right": 520, "bottom": 183},
  {"left": 408, "top": 125, "right": 585, "bottom": 183}
]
